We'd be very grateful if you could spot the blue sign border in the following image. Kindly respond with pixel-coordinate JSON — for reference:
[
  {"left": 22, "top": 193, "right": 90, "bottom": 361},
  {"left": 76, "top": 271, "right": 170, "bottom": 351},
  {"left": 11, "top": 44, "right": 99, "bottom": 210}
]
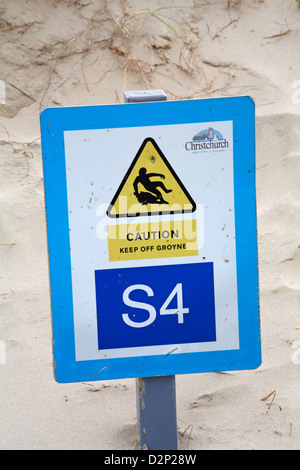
[{"left": 40, "top": 97, "right": 261, "bottom": 383}]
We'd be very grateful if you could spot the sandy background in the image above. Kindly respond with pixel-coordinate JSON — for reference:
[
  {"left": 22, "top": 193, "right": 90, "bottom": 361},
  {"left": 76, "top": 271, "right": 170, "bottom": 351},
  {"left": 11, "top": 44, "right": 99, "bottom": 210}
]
[{"left": 0, "top": 0, "right": 299, "bottom": 450}]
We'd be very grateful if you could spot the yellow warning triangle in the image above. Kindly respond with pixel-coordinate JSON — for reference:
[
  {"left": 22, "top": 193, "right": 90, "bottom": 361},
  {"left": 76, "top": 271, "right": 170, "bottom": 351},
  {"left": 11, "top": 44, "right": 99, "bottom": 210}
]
[{"left": 107, "top": 138, "right": 196, "bottom": 218}]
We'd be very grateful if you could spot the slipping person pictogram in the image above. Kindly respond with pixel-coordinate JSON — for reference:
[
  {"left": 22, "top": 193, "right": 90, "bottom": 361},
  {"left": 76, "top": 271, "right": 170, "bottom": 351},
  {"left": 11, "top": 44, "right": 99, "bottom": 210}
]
[
  {"left": 133, "top": 167, "right": 172, "bottom": 205},
  {"left": 106, "top": 137, "right": 196, "bottom": 218}
]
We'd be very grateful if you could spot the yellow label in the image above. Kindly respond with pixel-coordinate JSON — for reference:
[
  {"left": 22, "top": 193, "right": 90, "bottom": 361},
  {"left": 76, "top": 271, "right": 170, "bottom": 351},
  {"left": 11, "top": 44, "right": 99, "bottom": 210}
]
[
  {"left": 107, "top": 219, "right": 198, "bottom": 261},
  {"left": 107, "top": 138, "right": 196, "bottom": 218}
]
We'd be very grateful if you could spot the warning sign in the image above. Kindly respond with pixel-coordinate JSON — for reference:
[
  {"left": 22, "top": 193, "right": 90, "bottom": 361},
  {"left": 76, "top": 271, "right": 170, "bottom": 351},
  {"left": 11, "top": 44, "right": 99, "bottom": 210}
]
[
  {"left": 41, "top": 97, "right": 261, "bottom": 383},
  {"left": 107, "top": 138, "right": 196, "bottom": 218}
]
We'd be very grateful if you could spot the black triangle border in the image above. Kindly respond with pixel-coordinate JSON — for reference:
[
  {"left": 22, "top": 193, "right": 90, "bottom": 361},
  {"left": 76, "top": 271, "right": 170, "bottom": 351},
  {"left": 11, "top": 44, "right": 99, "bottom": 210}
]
[{"left": 106, "top": 137, "right": 197, "bottom": 218}]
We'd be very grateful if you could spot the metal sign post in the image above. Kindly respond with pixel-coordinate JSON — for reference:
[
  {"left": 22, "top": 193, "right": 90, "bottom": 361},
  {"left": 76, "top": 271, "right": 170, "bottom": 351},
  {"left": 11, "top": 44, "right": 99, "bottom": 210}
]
[{"left": 125, "top": 89, "right": 178, "bottom": 451}]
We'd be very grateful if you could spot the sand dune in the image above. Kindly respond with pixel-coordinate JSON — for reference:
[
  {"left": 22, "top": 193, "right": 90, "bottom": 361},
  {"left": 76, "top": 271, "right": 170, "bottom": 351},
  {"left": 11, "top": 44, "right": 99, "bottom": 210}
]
[{"left": 0, "top": 0, "right": 299, "bottom": 450}]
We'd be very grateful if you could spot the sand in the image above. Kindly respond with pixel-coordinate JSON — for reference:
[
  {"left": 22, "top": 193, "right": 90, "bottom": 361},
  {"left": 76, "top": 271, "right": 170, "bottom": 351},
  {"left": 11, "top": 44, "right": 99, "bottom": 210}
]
[{"left": 0, "top": 0, "right": 299, "bottom": 450}]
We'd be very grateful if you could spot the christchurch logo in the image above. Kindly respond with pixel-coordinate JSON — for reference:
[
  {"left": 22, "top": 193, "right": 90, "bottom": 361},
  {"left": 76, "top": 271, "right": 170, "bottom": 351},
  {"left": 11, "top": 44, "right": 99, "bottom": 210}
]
[{"left": 185, "top": 127, "right": 229, "bottom": 152}]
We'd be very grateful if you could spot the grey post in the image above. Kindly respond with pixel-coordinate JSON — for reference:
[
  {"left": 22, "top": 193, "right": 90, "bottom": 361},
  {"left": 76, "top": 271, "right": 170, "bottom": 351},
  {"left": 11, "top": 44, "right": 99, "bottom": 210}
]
[
  {"left": 124, "top": 89, "right": 167, "bottom": 103},
  {"left": 124, "top": 89, "right": 178, "bottom": 451}
]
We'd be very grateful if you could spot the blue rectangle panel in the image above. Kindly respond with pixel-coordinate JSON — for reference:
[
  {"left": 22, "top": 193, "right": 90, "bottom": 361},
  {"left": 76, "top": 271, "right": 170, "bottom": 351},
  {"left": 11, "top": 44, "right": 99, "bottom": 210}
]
[{"left": 95, "top": 263, "right": 216, "bottom": 350}]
